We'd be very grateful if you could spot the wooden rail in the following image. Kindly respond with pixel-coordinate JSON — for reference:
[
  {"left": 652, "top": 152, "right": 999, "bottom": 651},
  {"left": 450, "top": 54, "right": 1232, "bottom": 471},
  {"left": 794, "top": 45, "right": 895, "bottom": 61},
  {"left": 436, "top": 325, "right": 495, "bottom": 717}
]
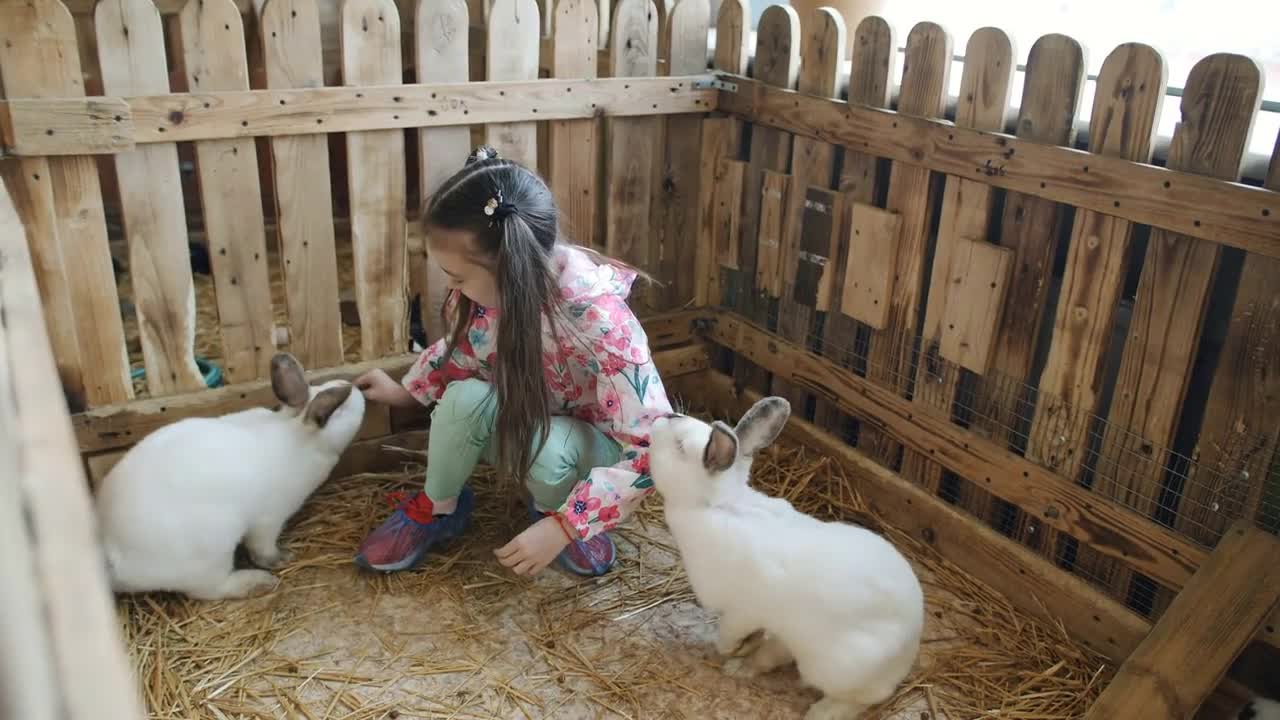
[
  {"left": 715, "top": 76, "right": 1280, "bottom": 259},
  {"left": 1084, "top": 522, "right": 1280, "bottom": 719},
  {"left": 0, "top": 76, "right": 718, "bottom": 156}
]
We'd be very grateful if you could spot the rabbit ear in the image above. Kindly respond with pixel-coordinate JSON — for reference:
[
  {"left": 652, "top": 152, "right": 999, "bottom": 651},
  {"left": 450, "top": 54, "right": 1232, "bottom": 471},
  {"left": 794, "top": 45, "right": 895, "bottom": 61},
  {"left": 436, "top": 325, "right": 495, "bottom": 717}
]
[
  {"left": 304, "top": 384, "right": 353, "bottom": 428},
  {"left": 702, "top": 421, "right": 739, "bottom": 473},
  {"left": 270, "top": 353, "right": 310, "bottom": 409},
  {"left": 734, "top": 396, "right": 791, "bottom": 456}
]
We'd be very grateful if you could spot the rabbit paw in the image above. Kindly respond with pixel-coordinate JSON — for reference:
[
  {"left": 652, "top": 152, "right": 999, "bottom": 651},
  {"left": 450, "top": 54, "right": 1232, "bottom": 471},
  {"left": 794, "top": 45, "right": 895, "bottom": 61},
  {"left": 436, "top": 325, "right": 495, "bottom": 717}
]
[
  {"left": 250, "top": 547, "right": 295, "bottom": 570},
  {"left": 721, "top": 656, "right": 760, "bottom": 679}
]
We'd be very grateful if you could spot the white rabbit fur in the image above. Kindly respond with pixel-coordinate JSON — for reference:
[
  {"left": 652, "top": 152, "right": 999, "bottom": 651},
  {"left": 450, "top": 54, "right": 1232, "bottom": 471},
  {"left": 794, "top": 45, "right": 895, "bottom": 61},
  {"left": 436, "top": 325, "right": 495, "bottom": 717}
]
[
  {"left": 1240, "top": 696, "right": 1280, "bottom": 720},
  {"left": 649, "top": 397, "right": 924, "bottom": 720},
  {"left": 96, "top": 353, "right": 365, "bottom": 600}
]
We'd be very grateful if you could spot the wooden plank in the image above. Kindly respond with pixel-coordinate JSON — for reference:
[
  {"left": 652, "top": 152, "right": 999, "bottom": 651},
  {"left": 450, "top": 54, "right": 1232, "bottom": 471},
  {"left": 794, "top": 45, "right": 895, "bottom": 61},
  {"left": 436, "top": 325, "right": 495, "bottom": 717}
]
[
  {"left": 710, "top": 0, "right": 747, "bottom": 75},
  {"left": 705, "top": 311, "right": 1207, "bottom": 593},
  {"left": 603, "top": 0, "right": 660, "bottom": 304},
  {"left": 1025, "top": 44, "right": 1166, "bottom": 560},
  {"left": 1175, "top": 132, "right": 1280, "bottom": 546},
  {"left": 695, "top": 116, "right": 741, "bottom": 304},
  {"left": 97, "top": 0, "right": 206, "bottom": 396},
  {"left": 682, "top": 368, "right": 1151, "bottom": 662},
  {"left": 839, "top": 202, "right": 900, "bottom": 331},
  {"left": 965, "top": 31, "right": 1084, "bottom": 457},
  {"left": 75, "top": 354, "right": 418, "bottom": 455},
  {"left": 771, "top": 6, "right": 845, "bottom": 410},
  {"left": 790, "top": 187, "right": 845, "bottom": 311},
  {"left": 711, "top": 158, "right": 747, "bottom": 270},
  {"left": 692, "top": 0, "right": 749, "bottom": 307},
  {"left": 260, "top": 0, "right": 345, "bottom": 369},
  {"left": 651, "top": 0, "right": 710, "bottom": 310},
  {"left": 1086, "top": 54, "right": 1263, "bottom": 601},
  {"left": 897, "top": 26, "right": 1013, "bottom": 491},
  {"left": 717, "top": 78, "right": 1280, "bottom": 261},
  {"left": 754, "top": 169, "right": 787, "bottom": 297},
  {"left": 76, "top": 339, "right": 708, "bottom": 464},
  {"left": 858, "top": 21, "right": 952, "bottom": 467},
  {"left": 74, "top": 309, "right": 706, "bottom": 453},
  {"left": 341, "top": 0, "right": 409, "bottom": 360},
  {"left": 415, "top": 0, "right": 471, "bottom": 343},
  {"left": 485, "top": 0, "right": 540, "bottom": 167},
  {"left": 937, "top": 236, "right": 1014, "bottom": 375},
  {"left": 0, "top": 170, "right": 64, "bottom": 720},
  {"left": 0, "top": 150, "right": 146, "bottom": 720},
  {"left": 1084, "top": 522, "right": 1280, "bottom": 720},
  {"left": 947, "top": 34, "right": 1085, "bottom": 526},
  {"left": 813, "top": 14, "right": 893, "bottom": 433},
  {"left": 0, "top": 96, "right": 133, "bottom": 156},
  {"left": 66, "top": 0, "right": 255, "bottom": 13},
  {"left": 0, "top": 0, "right": 132, "bottom": 409},
  {"left": 5, "top": 77, "right": 715, "bottom": 148},
  {"left": 731, "top": 4, "right": 799, "bottom": 393},
  {"left": 547, "top": 0, "right": 600, "bottom": 248},
  {"left": 179, "top": 0, "right": 276, "bottom": 383}
]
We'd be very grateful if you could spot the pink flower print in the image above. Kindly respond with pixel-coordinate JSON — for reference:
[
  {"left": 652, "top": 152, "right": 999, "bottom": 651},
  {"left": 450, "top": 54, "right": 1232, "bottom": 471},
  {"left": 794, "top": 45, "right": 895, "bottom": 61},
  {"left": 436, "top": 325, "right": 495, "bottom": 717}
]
[
  {"left": 600, "top": 387, "right": 622, "bottom": 418},
  {"left": 598, "top": 504, "right": 621, "bottom": 525},
  {"left": 600, "top": 353, "right": 628, "bottom": 376},
  {"left": 573, "top": 405, "right": 599, "bottom": 424},
  {"left": 630, "top": 454, "right": 650, "bottom": 475},
  {"left": 602, "top": 298, "right": 632, "bottom": 326},
  {"left": 565, "top": 484, "right": 602, "bottom": 526},
  {"left": 602, "top": 328, "right": 629, "bottom": 353},
  {"left": 406, "top": 377, "right": 431, "bottom": 397}
]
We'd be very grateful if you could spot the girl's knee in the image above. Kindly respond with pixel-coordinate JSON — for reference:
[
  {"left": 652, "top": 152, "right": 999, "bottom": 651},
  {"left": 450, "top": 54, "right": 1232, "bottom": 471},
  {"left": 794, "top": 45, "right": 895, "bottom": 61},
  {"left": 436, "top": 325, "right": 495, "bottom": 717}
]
[{"left": 435, "top": 378, "right": 495, "bottom": 423}]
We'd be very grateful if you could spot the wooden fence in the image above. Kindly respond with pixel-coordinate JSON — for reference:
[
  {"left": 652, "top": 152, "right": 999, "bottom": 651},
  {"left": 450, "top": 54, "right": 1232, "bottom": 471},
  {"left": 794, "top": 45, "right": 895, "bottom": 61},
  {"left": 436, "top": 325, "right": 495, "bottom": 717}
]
[{"left": 2, "top": 0, "right": 1279, "bottom": 716}]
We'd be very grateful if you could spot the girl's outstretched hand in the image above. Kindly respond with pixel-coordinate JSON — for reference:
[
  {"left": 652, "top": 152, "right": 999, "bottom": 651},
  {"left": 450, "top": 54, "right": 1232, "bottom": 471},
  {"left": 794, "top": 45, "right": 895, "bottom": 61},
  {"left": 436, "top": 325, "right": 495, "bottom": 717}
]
[
  {"left": 354, "top": 369, "right": 417, "bottom": 408},
  {"left": 495, "top": 516, "right": 572, "bottom": 576}
]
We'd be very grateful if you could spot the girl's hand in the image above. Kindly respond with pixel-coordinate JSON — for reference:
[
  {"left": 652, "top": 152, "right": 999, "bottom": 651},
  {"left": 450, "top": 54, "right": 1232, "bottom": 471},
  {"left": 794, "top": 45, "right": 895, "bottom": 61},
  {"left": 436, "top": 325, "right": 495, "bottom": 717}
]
[
  {"left": 495, "top": 516, "right": 572, "bottom": 576},
  {"left": 354, "top": 369, "right": 418, "bottom": 408}
]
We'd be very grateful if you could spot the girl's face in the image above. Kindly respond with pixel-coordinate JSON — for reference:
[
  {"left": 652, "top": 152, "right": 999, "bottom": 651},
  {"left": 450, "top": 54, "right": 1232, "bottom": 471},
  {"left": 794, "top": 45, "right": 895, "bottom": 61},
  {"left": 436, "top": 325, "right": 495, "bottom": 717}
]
[{"left": 427, "top": 225, "right": 501, "bottom": 308}]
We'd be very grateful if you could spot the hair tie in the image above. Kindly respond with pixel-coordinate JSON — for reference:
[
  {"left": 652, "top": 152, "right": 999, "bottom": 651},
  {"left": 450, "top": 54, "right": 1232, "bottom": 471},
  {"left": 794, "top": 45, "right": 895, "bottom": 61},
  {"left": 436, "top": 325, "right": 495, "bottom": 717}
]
[{"left": 483, "top": 191, "right": 518, "bottom": 223}]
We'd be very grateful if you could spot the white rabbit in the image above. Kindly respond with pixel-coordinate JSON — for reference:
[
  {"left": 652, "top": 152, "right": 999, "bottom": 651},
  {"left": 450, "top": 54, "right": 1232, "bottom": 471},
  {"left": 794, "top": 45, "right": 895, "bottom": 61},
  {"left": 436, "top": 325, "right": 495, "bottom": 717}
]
[
  {"left": 649, "top": 397, "right": 924, "bottom": 720},
  {"left": 1240, "top": 696, "right": 1280, "bottom": 720},
  {"left": 96, "top": 353, "right": 366, "bottom": 600}
]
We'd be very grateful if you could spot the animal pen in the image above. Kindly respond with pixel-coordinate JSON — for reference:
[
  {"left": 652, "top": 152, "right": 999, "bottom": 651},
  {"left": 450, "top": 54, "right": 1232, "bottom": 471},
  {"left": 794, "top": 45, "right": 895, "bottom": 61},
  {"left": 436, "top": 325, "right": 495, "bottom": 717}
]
[{"left": 2, "top": 0, "right": 1279, "bottom": 717}]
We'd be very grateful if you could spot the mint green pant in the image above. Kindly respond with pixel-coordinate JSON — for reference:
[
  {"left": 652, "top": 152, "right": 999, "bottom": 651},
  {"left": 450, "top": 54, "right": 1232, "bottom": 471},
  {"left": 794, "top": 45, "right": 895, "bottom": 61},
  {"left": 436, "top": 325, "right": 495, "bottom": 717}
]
[{"left": 425, "top": 378, "right": 622, "bottom": 512}]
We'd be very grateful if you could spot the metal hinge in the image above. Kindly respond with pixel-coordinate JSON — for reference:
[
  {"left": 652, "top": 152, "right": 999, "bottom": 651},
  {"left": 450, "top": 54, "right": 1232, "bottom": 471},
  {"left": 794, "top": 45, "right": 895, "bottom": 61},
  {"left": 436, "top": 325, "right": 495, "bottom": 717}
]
[{"left": 693, "top": 78, "right": 738, "bottom": 93}]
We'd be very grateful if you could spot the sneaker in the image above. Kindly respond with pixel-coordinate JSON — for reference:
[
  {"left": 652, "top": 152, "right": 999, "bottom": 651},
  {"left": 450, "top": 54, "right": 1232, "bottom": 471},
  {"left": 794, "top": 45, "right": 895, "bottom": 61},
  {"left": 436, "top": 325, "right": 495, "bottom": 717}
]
[
  {"left": 528, "top": 501, "right": 616, "bottom": 577},
  {"left": 354, "top": 486, "right": 475, "bottom": 572}
]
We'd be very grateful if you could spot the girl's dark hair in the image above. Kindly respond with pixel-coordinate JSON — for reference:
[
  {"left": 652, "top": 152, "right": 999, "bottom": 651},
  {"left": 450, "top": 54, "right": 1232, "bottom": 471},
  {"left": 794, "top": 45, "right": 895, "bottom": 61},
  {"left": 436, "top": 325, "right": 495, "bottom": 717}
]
[{"left": 424, "top": 145, "right": 644, "bottom": 484}]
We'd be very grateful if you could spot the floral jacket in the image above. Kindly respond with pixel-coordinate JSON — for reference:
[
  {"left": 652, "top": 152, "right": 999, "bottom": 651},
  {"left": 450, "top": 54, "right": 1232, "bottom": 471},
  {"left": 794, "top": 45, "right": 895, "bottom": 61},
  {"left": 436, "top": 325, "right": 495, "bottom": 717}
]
[{"left": 400, "top": 243, "right": 673, "bottom": 541}]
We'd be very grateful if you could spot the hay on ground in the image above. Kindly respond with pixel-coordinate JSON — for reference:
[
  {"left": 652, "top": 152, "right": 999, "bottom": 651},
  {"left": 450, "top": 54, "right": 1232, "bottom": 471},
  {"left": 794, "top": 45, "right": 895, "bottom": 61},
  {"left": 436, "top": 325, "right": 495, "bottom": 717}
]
[{"left": 119, "top": 427, "right": 1111, "bottom": 719}]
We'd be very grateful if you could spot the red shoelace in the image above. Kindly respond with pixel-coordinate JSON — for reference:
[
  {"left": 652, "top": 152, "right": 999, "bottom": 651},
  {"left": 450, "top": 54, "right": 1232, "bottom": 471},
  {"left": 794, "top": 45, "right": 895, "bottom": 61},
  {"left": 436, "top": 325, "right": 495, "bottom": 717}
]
[{"left": 385, "top": 491, "right": 436, "bottom": 524}]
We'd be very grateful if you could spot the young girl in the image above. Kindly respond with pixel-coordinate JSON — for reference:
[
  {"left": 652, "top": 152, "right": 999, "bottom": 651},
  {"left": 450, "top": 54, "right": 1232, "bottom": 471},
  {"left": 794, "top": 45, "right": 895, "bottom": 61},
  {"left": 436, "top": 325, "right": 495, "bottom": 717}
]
[{"left": 353, "top": 146, "right": 673, "bottom": 578}]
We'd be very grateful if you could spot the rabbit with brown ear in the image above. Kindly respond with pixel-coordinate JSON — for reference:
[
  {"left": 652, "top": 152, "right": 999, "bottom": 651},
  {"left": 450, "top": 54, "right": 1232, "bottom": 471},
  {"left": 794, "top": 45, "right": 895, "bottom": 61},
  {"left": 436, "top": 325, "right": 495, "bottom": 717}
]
[
  {"left": 96, "top": 353, "right": 366, "bottom": 600},
  {"left": 649, "top": 397, "right": 924, "bottom": 720}
]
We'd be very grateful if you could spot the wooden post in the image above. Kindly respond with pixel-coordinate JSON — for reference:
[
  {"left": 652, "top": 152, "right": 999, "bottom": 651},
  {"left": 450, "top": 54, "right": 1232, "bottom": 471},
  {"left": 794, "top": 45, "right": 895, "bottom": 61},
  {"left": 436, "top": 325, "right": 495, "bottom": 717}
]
[{"left": 1084, "top": 521, "right": 1280, "bottom": 720}]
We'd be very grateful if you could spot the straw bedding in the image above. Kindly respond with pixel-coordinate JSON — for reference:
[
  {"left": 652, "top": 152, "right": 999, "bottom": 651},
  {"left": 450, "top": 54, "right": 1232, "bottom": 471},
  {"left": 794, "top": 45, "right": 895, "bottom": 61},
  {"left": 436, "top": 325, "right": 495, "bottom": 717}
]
[
  {"left": 109, "top": 230, "right": 1110, "bottom": 718},
  {"left": 117, "top": 436, "right": 1112, "bottom": 720}
]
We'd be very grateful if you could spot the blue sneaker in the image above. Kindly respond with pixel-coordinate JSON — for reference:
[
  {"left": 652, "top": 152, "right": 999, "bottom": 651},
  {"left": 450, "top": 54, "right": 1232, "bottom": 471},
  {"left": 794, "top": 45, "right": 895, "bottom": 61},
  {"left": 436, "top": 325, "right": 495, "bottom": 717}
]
[
  {"left": 528, "top": 500, "right": 616, "bottom": 576},
  {"left": 354, "top": 486, "right": 474, "bottom": 572}
]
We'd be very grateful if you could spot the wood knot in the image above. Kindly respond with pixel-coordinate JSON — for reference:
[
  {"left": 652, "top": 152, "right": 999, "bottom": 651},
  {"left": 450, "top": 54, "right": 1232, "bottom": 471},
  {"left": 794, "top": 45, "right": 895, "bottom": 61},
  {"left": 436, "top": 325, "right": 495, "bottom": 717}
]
[
  {"left": 920, "top": 527, "right": 936, "bottom": 544},
  {"left": 168, "top": 110, "right": 185, "bottom": 125}
]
